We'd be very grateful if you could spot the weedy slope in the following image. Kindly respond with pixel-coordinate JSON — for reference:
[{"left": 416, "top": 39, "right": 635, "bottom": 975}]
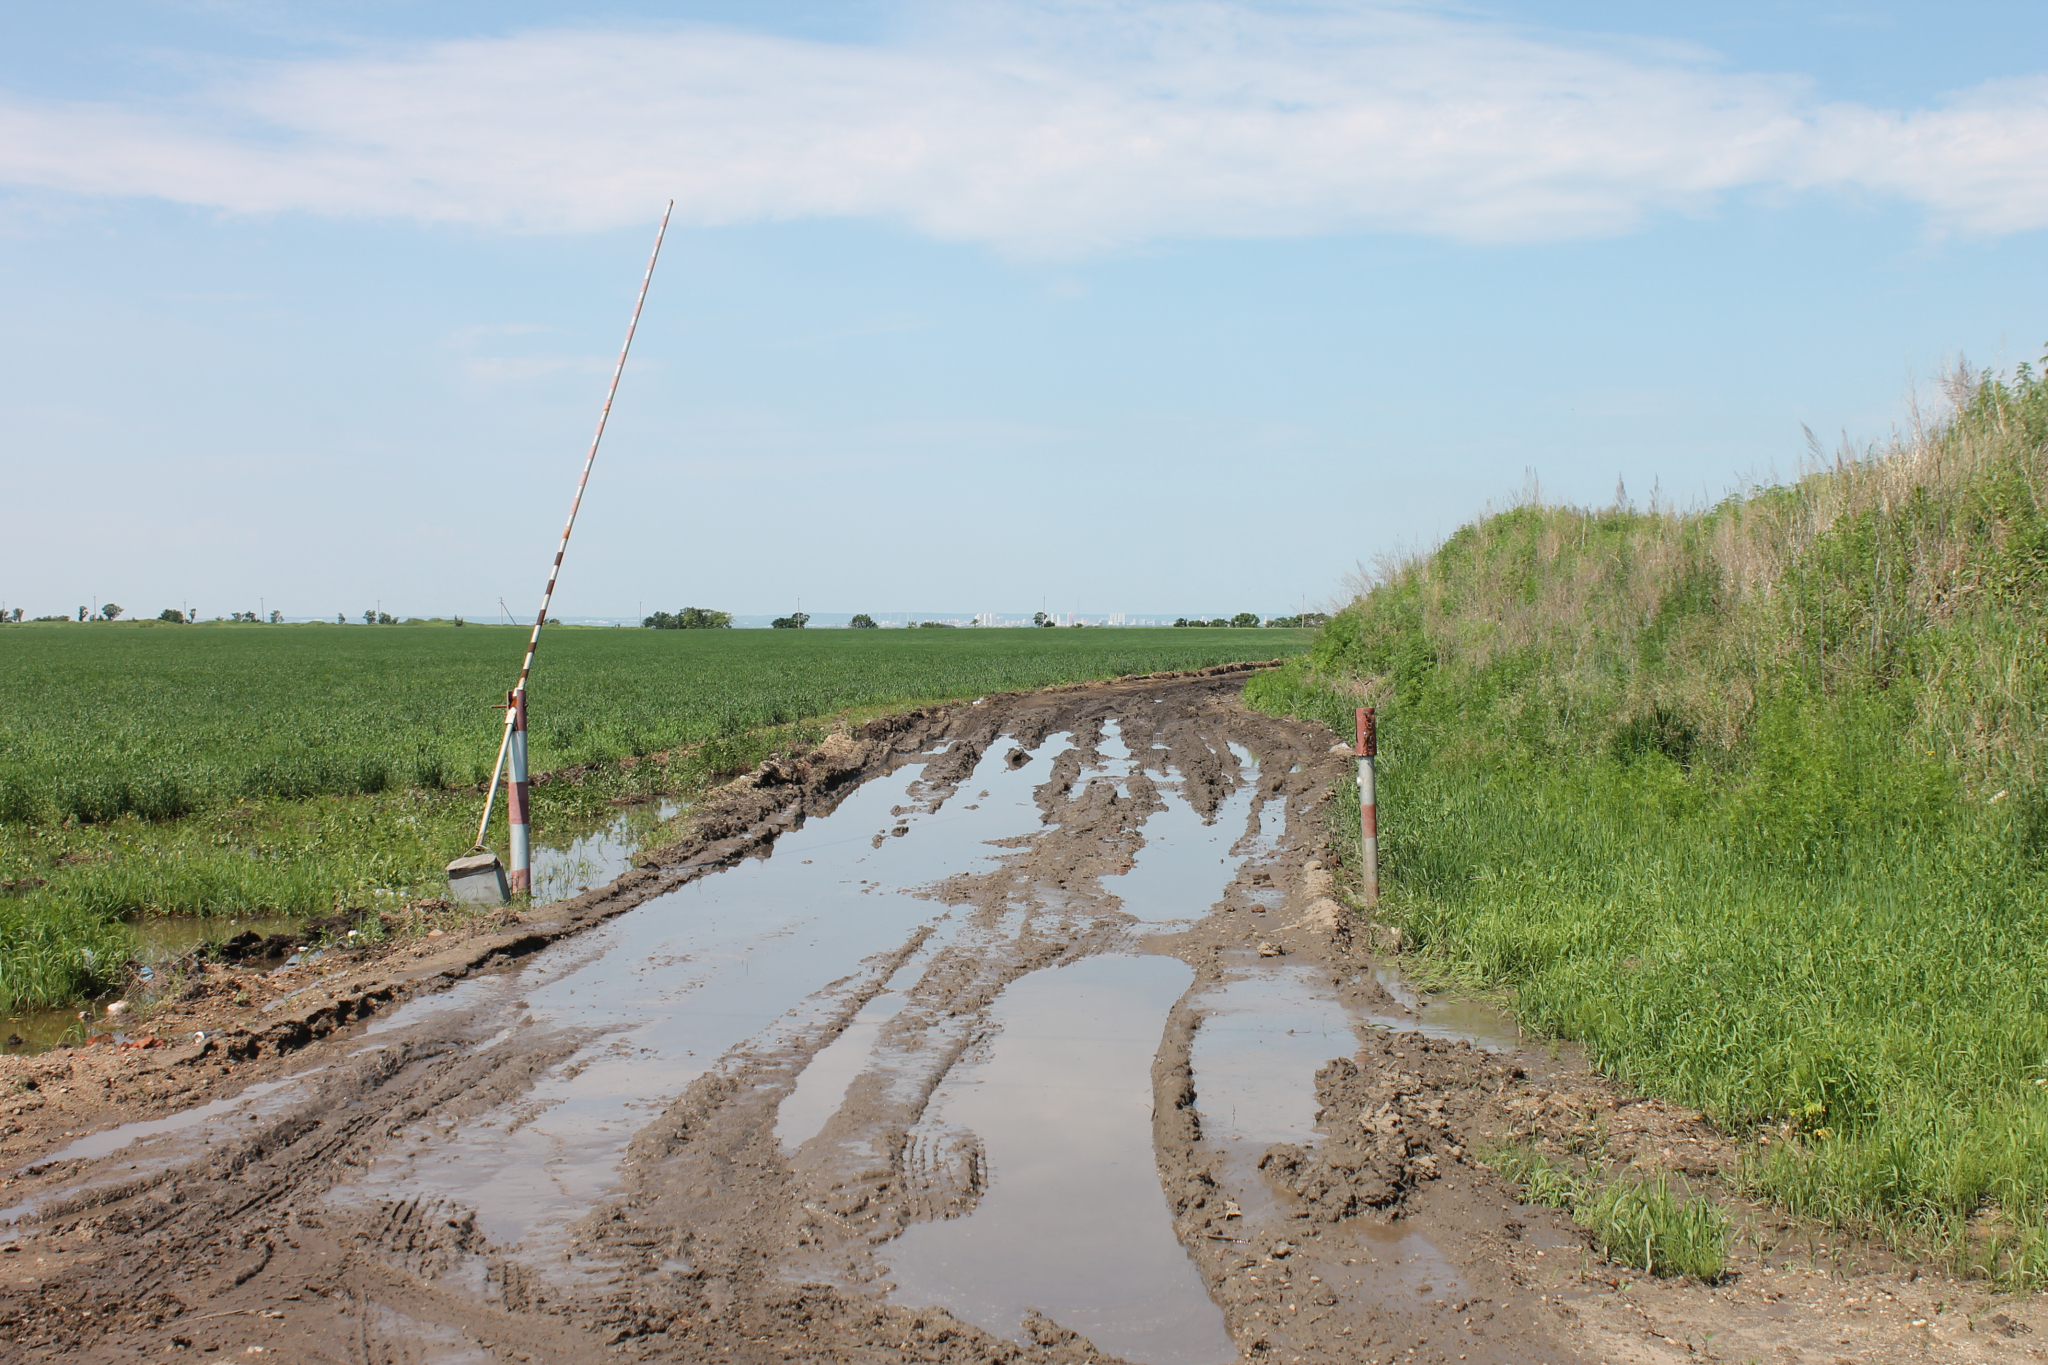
[{"left": 1248, "top": 358, "right": 2048, "bottom": 1282}]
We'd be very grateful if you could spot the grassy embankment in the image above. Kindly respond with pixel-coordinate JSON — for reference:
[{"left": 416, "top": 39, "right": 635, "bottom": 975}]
[
  {"left": 1248, "top": 360, "right": 2048, "bottom": 1282},
  {"left": 0, "top": 626, "right": 1305, "bottom": 1011}
]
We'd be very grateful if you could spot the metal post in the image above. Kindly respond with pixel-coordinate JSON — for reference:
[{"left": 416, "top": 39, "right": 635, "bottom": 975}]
[
  {"left": 506, "top": 689, "right": 531, "bottom": 894},
  {"left": 1356, "top": 707, "right": 1378, "bottom": 907}
]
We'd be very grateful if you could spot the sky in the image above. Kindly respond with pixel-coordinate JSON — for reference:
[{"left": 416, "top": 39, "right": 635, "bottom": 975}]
[{"left": 2, "top": 1, "right": 2045, "bottom": 623}]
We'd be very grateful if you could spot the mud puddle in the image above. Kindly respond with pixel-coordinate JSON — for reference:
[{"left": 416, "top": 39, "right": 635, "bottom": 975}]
[
  {"left": 774, "top": 915, "right": 966, "bottom": 1154},
  {"left": 884, "top": 953, "right": 1235, "bottom": 1365},
  {"left": 331, "top": 740, "right": 1054, "bottom": 1258},
  {"left": 528, "top": 799, "right": 681, "bottom": 904},
  {"left": 1366, "top": 965, "right": 1524, "bottom": 1054},
  {"left": 1192, "top": 961, "right": 1359, "bottom": 1145},
  {"left": 1100, "top": 729, "right": 1269, "bottom": 925}
]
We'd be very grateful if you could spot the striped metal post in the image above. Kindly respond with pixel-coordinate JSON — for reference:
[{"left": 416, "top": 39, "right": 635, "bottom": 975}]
[
  {"left": 506, "top": 689, "right": 531, "bottom": 893},
  {"left": 1356, "top": 707, "right": 1379, "bottom": 907}
]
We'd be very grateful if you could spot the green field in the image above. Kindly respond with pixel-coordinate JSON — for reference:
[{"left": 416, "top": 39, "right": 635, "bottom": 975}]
[
  {"left": 0, "top": 625, "right": 1303, "bottom": 1010},
  {"left": 1248, "top": 359, "right": 2048, "bottom": 1282}
]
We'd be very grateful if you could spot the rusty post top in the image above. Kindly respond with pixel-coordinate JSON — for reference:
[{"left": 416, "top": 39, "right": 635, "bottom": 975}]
[{"left": 1355, "top": 706, "right": 1376, "bottom": 758}]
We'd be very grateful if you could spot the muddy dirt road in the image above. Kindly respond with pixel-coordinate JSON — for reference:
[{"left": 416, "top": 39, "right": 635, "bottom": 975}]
[{"left": 4, "top": 673, "right": 2043, "bottom": 1365}]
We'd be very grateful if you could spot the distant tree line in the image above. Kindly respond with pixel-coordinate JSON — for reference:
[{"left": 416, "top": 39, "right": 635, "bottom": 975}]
[
  {"left": 645, "top": 607, "right": 734, "bottom": 629},
  {"left": 1172, "top": 612, "right": 1327, "bottom": 628},
  {"left": 1174, "top": 613, "right": 1262, "bottom": 628}
]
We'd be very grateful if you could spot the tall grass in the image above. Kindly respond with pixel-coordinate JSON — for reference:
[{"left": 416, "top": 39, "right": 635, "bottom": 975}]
[{"left": 1247, "top": 357, "right": 2048, "bottom": 1281}]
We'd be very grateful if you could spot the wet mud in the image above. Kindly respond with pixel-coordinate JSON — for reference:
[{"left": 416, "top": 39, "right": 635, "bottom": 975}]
[{"left": 4, "top": 668, "right": 2045, "bottom": 1365}]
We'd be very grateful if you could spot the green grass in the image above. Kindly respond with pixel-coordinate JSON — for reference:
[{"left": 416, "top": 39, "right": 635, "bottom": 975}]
[
  {"left": 0, "top": 626, "right": 1302, "bottom": 1010},
  {"left": 1248, "top": 357, "right": 2048, "bottom": 1283},
  {"left": 1485, "top": 1142, "right": 1729, "bottom": 1280},
  {"left": 0, "top": 624, "right": 1299, "bottom": 821}
]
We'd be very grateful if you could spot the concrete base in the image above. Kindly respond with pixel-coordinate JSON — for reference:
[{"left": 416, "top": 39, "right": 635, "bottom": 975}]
[{"left": 447, "top": 852, "right": 510, "bottom": 906}]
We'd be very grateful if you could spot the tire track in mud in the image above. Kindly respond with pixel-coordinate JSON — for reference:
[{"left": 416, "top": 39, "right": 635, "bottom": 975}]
[{"left": 2, "top": 671, "right": 1593, "bottom": 1365}]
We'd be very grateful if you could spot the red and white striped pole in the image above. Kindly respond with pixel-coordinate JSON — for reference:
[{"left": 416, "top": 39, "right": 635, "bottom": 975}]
[
  {"left": 472, "top": 200, "right": 673, "bottom": 862},
  {"left": 1356, "top": 707, "right": 1379, "bottom": 907},
  {"left": 506, "top": 689, "right": 531, "bottom": 893}
]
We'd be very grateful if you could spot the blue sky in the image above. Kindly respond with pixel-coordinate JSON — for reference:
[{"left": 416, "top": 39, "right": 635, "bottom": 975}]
[{"left": 2, "top": 1, "right": 2044, "bottom": 623}]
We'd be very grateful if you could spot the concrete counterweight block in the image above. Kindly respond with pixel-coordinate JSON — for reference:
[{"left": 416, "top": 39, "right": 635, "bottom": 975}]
[{"left": 447, "top": 852, "right": 510, "bottom": 906}]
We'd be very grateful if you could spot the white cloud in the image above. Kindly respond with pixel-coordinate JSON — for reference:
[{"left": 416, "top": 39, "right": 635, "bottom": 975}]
[{"left": 0, "top": 2, "right": 2042, "bottom": 252}]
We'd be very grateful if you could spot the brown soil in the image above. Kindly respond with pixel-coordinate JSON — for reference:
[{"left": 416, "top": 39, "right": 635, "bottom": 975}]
[{"left": 1, "top": 668, "right": 2043, "bottom": 1365}]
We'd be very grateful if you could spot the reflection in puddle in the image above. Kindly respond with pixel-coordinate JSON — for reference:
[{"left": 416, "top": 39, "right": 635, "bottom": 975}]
[
  {"left": 1095, "top": 725, "right": 1266, "bottom": 925},
  {"left": 333, "top": 739, "right": 1053, "bottom": 1258},
  {"left": 1192, "top": 965, "right": 1359, "bottom": 1144},
  {"left": 885, "top": 954, "right": 1234, "bottom": 1365},
  {"left": 774, "top": 918, "right": 963, "bottom": 1154},
  {"left": 529, "top": 800, "right": 680, "bottom": 905}
]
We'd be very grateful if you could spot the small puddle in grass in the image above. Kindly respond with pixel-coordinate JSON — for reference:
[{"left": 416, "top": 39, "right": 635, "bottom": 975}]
[
  {"left": 528, "top": 800, "right": 680, "bottom": 904},
  {"left": 1367, "top": 966, "right": 1525, "bottom": 1054},
  {"left": 885, "top": 953, "right": 1236, "bottom": 1365},
  {"left": 3, "top": 801, "right": 680, "bottom": 1059},
  {"left": 5, "top": 915, "right": 306, "bottom": 1056}
]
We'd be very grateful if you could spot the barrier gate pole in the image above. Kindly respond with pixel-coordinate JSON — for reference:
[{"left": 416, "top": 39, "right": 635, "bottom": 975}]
[{"left": 470, "top": 200, "right": 674, "bottom": 876}]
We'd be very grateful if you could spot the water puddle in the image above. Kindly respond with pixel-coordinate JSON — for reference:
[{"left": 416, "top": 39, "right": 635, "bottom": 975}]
[
  {"left": 1087, "top": 724, "right": 1267, "bottom": 926},
  {"left": 332, "top": 737, "right": 1059, "bottom": 1256},
  {"left": 3, "top": 1077, "right": 308, "bottom": 1226},
  {"left": 32, "top": 1078, "right": 301, "bottom": 1169},
  {"left": 774, "top": 917, "right": 963, "bottom": 1154},
  {"left": 529, "top": 800, "right": 680, "bottom": 904},
  {"left": 1367, "top": 966, "right": 1524, "bottom": 1053},
  {"left": 884, "top": 953, "right": 1235, "bottom": 1365},
  {"left": 1191, "top": 964, "right": 1359, "bottom": 1144}
]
